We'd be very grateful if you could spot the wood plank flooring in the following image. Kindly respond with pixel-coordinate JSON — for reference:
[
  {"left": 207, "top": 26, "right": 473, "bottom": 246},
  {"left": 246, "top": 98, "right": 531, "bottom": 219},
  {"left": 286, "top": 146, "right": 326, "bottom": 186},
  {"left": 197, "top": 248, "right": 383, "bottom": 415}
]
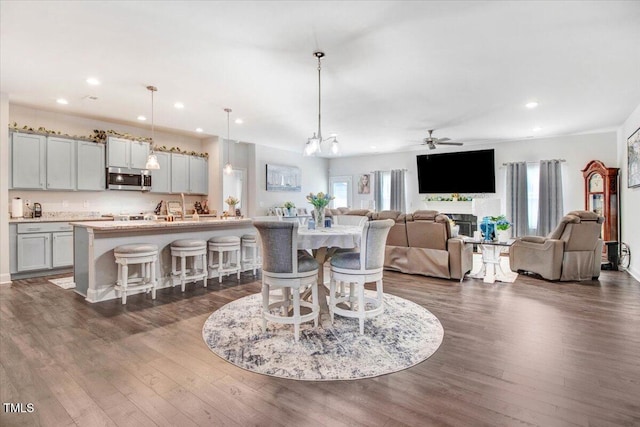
[{"left": 1, "top": 269, "right": 639, "bottom": 426}]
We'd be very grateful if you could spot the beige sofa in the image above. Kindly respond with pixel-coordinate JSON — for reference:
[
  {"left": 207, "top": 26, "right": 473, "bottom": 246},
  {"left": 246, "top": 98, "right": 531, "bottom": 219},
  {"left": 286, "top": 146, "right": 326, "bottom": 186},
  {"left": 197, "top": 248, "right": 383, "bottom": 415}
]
[
  {"left": 509, "top": 210, "right": 604, "bottom": 281},
  {"left": 371, "top": 210, "right": 473, "bottom": 281}
]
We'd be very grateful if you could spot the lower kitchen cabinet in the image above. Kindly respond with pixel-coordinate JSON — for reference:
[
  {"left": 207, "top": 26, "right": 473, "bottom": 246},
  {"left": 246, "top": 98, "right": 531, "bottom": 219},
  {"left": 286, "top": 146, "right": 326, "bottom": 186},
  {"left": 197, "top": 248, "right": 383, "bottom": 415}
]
[
  {"left": 11, "top": 222, "right": 74, "bottom": 275},
  {"left": 52, "top": 232, "right": 74, "bottom": 267},
  {"left": 17, "top": 233, "right": 51, "bottom": 271}
]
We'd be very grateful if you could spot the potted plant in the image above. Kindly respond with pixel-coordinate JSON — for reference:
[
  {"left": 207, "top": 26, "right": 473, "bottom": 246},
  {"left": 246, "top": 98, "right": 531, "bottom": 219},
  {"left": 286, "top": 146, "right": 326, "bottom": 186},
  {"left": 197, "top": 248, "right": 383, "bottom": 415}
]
[
  {"left": 490, "top": 215, "right": 512, "bottom": 242},
  {"left": 306, "top": 192, "right": 334, "bottom": 227},
  {"left": 225, "top": 195, "right": 239, "bottom": 217},
  {"left": 283, "top": 201, "right": 296, "bottom": 217}
]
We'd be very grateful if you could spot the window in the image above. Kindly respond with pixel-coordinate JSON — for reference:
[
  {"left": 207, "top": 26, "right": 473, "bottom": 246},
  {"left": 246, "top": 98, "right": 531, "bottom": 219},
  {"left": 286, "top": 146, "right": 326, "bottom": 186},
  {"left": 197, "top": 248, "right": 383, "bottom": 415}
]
[
  {"left": 527, "top": 163, "right": 540, "bottom": 234},
  {"left": 329, "top": 176, "right": 352, "bottom": 208},
  {"left": 380, "top": 171, "right": 391, "bottom": 211}
]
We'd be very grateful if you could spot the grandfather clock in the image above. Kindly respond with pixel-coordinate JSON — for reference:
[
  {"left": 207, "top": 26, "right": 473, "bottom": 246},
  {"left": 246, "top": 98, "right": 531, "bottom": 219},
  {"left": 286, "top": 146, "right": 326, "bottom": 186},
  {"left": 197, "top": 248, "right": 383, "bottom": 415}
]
[{"left": 582, "top": 160, "right": 619, "bottom": 265}]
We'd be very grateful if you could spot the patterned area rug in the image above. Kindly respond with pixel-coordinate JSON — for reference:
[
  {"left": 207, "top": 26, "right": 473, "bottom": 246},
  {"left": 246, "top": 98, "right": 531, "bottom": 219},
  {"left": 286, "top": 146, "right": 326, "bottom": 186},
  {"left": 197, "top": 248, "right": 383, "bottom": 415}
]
[
  {"left": 202, "top": 292, "right": 444, "bottom": 381},
  {"left": 48, "top": 276, "right": 76, "bottom": 289}
]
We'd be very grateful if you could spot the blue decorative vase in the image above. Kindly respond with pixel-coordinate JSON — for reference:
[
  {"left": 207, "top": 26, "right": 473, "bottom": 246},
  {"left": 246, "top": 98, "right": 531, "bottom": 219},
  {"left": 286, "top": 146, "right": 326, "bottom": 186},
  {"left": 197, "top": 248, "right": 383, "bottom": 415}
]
[{"left": 480, "top": 217, "right": 495, "bottom": 241}]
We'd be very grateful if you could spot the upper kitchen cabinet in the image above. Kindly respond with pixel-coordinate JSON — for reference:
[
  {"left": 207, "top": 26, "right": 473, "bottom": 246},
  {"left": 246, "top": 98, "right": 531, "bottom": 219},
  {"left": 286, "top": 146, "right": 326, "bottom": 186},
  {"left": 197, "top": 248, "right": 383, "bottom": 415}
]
[
  {"left": 150, "top": 152, "right": 171, "bottom": 193},
  {"left": 11, "top": 132, "right": 46, "bottom": 189},
  {"left": 189, "top": 156, "right": 208, "bottom": 195},
  {"left": 170, "top": 153, "right": 208, "bottom": 195},
  {"left": 46, "top": 137, "right": 76, "bottom": 190},
  {"left": 170, "top": 153, "right": 189, "bottom": 193},
  {"left": 77, "top": 141, "right": 105, "bottom": 191},
  {"left": 107, "top": 137, "right": 149, "bottom": 169}
]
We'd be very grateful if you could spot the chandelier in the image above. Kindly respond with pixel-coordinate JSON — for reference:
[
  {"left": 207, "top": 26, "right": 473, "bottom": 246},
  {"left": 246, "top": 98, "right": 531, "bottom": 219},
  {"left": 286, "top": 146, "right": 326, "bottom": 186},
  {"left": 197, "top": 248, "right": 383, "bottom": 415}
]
[
  {"left": 303, "top": 51, "right": 340, "bottom": 157},
  {"left": 145, "top": 85, "right": 160, "bottom": 170}
]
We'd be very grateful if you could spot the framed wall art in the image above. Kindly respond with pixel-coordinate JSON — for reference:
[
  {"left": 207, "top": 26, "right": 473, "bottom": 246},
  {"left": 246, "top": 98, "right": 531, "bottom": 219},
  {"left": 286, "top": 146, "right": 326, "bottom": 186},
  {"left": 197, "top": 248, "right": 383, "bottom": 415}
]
[
  {"left": 266, "top": 164, "right": 302, "bottom": 192},
  {"left": 628, "top": 126, "right": 640, "bottom": 188}
]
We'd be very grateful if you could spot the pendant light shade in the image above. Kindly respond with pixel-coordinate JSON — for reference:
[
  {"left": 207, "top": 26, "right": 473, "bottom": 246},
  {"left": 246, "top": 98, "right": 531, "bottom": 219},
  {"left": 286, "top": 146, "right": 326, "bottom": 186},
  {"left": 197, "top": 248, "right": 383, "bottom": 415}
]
[
  {"left": 224, "top": 108, "right": 233, "bottom": 175},
  {"left": 303, "top": 51, "right": 340, "bottom": 157},
  {"left": 145, "top": 85, "right": 160, "bottom": 170}
]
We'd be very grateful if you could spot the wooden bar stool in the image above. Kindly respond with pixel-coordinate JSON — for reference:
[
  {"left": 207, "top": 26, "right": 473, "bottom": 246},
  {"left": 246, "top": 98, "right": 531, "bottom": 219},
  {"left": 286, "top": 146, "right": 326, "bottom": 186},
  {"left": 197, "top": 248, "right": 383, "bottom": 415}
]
[
  {"left": 208, "top": 236, "right": 241, "bottom": 283},
  {"left": 241, "top": 234, "right": 261, "bottom": 275},
  {"left": 113, "top": 243, "right": 159, "bottom": 304},
  {"left": 170, "top": 239, "right": 208, "bottom": 291}
]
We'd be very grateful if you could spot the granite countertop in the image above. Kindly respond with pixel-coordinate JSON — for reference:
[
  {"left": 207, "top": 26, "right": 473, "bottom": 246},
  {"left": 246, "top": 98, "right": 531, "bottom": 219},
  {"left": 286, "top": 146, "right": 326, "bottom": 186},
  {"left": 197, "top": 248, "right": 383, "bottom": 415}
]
[
  {"left": 70, "top": 218, "right": 252, "bottom": 231},
  {"left": 9, "top": 216, "right": 113, "bottom": 224}
]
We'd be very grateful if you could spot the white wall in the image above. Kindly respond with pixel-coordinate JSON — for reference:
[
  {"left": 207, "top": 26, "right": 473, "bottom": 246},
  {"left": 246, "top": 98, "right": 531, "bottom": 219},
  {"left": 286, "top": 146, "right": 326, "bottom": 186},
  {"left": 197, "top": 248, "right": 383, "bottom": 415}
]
[
  {"left": 329, "top": 132, "right": 618, "bottom": 216},
  {"left": 618, "top": 103, "right": 640, "bottom": 280},
  {"left": 1, "top": 93, "right": 11, "bottom": 284},
  {"left": 254, "top": 145, "right": 329, "bottom": 216}
]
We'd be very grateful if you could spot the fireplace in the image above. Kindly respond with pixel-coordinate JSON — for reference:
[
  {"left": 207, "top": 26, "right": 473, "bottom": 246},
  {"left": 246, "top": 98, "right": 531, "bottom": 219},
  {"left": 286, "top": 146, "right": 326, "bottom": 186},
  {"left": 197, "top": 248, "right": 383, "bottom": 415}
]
[{"left": 444, "top": 213, "right": 477, "bottom": 237}]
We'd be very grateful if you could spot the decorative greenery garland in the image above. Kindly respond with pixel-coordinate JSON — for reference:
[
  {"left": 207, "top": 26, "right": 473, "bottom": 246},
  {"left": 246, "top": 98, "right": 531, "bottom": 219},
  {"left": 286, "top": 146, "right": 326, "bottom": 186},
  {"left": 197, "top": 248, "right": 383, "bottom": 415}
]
[{"left": 9, "top": 122, "right": 209, "bottom": 158}]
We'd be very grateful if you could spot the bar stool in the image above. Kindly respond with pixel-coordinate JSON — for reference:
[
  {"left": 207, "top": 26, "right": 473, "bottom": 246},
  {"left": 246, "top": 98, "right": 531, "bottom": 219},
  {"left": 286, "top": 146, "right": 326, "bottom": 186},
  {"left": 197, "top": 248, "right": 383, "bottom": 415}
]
[
  {"left": 241, "top": 234, "right": 261, "bottom": 275},
  {"left": 113, "top": 243, "right": 159, "bottom": 304},
  {"left": 208, "top": 236, "right": 241, "bottom": 283},
  {"left": 170, "top": 239, "right": 208, "bottom": 291}
]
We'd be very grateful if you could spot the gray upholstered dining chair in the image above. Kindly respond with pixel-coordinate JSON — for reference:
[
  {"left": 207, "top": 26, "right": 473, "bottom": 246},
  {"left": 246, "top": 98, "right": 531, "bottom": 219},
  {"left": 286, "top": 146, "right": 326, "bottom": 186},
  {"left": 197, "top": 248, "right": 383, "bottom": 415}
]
[
  {"left": 329, "top": 219, "right": 394, "bottom": 334},
  {"left": 252, "top": 220, "right": 319, "bottom": 342}
]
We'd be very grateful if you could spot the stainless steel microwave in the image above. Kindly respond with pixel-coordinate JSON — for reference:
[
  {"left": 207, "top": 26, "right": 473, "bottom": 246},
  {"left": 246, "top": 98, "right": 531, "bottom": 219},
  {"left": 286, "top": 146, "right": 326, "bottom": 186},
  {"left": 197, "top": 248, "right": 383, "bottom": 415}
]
[{"left": 106, "top": 167, "right": 151, "bottom": 191}]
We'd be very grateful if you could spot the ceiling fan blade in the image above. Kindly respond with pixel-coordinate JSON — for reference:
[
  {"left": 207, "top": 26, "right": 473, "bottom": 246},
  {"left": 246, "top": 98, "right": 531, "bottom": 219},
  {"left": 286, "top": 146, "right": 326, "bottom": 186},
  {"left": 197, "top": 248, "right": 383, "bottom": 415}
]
[
  {"left": 437, "top": 137, "right": 451, "bottom": 142},
  {"left": 435, "top": 141, "right": 464, "bottom": 146}
]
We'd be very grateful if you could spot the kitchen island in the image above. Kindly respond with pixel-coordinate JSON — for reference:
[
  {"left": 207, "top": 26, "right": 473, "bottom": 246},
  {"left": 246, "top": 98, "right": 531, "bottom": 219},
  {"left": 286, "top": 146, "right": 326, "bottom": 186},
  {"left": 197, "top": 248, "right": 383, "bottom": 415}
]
[{"left": 71, "top": 219, "right": 254, "bottom": 303}]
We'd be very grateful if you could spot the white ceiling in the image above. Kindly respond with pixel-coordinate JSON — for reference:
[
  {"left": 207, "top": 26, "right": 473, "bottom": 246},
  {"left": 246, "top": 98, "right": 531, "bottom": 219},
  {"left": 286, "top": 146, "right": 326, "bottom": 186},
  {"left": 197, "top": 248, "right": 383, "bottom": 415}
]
[{"left": 1, "top": 1, "right": 639, "bottom": 156}]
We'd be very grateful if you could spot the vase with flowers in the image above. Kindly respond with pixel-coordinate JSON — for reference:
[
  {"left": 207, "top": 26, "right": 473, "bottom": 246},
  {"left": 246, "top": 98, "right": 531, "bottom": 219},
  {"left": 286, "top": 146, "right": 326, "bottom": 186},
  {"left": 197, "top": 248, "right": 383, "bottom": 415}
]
[
  {"left": 225, "top": 195, "right": 239, "bottom": 217},
  {"left": 490, "top": 215, "right": 512, "bottom": 242},
  {"left": 306, "top": 192, "right": 334, "bottom": 228},
  {"left": 283, "top": 201, "right": 296, "bottom": 217}
]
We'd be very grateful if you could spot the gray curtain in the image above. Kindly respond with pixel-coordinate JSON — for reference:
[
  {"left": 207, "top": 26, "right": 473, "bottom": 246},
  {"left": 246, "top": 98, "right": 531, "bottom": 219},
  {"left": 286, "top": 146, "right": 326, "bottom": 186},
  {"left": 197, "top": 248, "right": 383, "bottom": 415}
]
[
  {"left": 390, "top": 169, "right": 406, "bottom": 212},
  {"left": 506, "top": 162, "right": 529, "bottom": 237},
  {"left": 538, "top": 159, "right": 564, "bottom": 236},
  {"left": 373, "top": 171, "right": 383, "bottom": 212}
]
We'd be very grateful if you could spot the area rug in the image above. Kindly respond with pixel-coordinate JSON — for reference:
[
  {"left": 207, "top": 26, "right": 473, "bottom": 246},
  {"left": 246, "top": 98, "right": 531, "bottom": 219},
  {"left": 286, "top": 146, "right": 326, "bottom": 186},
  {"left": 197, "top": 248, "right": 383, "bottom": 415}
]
[
  {"left": 48, "top": 276, "right": 76, "bottom": 289},
  {"left": 202, "top": 292, "right": 444, "bottom": 381}
]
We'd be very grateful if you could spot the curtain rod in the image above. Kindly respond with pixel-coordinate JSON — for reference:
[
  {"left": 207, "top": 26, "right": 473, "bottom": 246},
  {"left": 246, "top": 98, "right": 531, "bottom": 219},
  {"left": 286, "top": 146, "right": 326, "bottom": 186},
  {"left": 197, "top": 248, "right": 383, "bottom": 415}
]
[
  {"left": 502, "top": 159, "right": 565, "bottom": 166},
  {"left": 369, "top": 168, "right": 408, "bottom": 173}
]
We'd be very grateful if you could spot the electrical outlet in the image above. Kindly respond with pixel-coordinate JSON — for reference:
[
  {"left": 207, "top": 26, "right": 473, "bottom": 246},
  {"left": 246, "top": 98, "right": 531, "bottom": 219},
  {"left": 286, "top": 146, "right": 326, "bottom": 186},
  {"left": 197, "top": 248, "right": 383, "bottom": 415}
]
[
  {"left": 83, "top": 200, "right": 89, "bottom": 208},
  {"left": 25, "top": 199, "right": 31, "bottom": 207},
  {"left": 62, "top": 200, "right": 69, "bottom": 208}
]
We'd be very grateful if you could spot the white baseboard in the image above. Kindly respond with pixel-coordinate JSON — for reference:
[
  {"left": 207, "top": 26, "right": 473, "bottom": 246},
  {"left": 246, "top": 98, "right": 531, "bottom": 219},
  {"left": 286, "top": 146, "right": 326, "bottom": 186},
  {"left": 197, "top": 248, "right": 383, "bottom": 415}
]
[
  {"left": 0, "top": 273, "right": 12, "bottom": 286},
  {"left": 625, "top": 266, "right": 640, "bottom": 282}
]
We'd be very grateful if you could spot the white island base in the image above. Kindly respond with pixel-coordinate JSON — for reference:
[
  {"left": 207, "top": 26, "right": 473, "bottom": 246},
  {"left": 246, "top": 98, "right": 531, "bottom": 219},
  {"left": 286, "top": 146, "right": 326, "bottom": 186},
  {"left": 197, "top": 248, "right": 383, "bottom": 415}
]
[{"left": 71, "top": 219, "right": 255, "bottom": 303}]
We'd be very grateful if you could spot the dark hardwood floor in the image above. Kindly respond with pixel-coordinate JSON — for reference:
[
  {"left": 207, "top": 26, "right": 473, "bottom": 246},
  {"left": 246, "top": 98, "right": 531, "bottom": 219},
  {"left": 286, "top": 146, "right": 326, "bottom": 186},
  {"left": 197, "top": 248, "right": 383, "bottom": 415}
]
[{"left": 1, "top": 269, "right": 639, "bottom": 426}]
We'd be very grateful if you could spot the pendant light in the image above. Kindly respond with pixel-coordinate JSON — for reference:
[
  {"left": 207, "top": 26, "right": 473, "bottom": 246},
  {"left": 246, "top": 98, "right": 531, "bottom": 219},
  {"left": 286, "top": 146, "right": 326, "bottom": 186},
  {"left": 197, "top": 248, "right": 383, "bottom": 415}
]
[
  {"left": 145, "top": 85, "right": 160, "bottom": 170},
  {"left": 303, "top": 51, "right": 340, "bottom": 157},
  {"left": 223, "top": 108, "right": 233, "bottom": 175}
]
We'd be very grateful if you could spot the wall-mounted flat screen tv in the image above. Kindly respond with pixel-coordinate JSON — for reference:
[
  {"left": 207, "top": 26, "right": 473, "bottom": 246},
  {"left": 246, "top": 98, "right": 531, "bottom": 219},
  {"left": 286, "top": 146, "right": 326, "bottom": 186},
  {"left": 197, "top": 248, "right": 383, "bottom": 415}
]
[{"left": 416, "top": 149, "right": 495, "bottom": 193}]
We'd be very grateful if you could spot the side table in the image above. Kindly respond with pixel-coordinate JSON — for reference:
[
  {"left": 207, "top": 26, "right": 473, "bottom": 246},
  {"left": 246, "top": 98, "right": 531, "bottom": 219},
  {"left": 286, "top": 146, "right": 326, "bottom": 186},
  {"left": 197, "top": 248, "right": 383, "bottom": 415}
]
[{"left": 466, "top": 239, "right": 516, "bottom": 283}]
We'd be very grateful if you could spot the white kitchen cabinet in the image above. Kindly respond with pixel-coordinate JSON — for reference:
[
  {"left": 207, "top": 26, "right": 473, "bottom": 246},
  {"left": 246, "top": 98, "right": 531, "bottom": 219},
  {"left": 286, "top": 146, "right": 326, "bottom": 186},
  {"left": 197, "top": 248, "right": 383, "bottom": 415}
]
[
  {"left": 52, "top": 232, "right": 74, "bottom": 267},
  {"left": 17, "top": 233, "right": 51, "bottom": 272},
  {"left": 11, "top": 132, "right": 46, "bottom": 189},
  {"left": 150, "top": 152, "right": 171, "bottom": 193},
  {"left": 14, "top": 222, "right": 74, "bottom": 273},
  {"left": 107, "top": 137, "right": 149, "bottom": 169},
  {"left": 46, "top": 137, "right": 76, "bottom": 190},
  {"left": 189, "top": 156, "right": 208, "bottom": 195},
  {"left": 171, "top": 153, "right": 189, "bottom": 193},
  {"left": 77, "top": 141, "right": 106, "bottom": 191}
]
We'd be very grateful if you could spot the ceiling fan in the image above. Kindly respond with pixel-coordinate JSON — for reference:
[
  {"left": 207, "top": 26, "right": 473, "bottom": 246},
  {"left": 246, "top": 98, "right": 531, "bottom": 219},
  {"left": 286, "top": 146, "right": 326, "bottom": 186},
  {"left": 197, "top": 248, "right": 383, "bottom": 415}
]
[{"left": 422, "top": 129, "right": 463, "bottom": 150}]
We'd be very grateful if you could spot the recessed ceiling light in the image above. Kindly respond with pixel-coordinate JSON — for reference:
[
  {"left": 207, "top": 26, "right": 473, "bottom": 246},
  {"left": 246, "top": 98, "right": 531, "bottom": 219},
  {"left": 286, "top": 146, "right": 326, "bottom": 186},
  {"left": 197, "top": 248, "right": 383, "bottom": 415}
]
[
  {"left": 533, "top": 126, "right": 542, "bottom": 132},
  {"left": 526, "top": 101, "right": 539, "bottom": 109},
  {"left": 174, "top": 102, "right": 184, "bottom": 109},
  {"left": 137, "top": 115, "right": 146, "bottom": 121},
  {"left": 86, "top": 77, "right": 100, "bottom": 85},
  {"left": 196, "top": 128, "right": 203, "bottom": 133},
  {"left": 56, "top": 98, "right": 68, "bottom": 105},
  {"left": 234, "top": 118, "right": 243, "bottom": 124}
]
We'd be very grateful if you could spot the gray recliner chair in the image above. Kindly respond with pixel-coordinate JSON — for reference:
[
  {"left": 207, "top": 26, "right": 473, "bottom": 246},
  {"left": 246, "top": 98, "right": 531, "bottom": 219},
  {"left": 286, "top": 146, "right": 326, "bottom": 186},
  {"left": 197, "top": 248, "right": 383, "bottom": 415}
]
[{"left": 509, "top": 210, "right": 604, "bottom": 281}]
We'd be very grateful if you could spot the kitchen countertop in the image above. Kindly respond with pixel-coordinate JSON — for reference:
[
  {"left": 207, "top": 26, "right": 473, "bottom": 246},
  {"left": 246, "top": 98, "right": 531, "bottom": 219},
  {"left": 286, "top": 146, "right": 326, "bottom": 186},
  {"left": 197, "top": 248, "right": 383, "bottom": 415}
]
[
  {"left": 70, "top": 218, "right": 252, "bottom": 231},
  {"left": 9, "top": 216, "right": 113, "bottom": 223}
]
